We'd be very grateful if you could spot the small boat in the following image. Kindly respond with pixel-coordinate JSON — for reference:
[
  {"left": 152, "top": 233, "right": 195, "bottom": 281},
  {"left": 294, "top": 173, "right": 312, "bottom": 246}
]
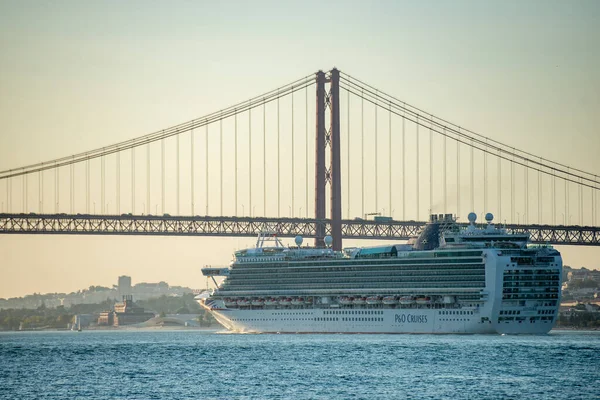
[
  {"left": 224, "top": 298, "right": 238, "bottom": 308},
  {"left": 339, "top": 297, "right": 353, "bottom": 306},
  {"left": 291, "top": 298, "right": 304, "bottom": 306},
  {"left": 415, "top": 296, "right": 432, "bottom": 305},
  {"left": 304, "top": 297, "right": 313, "bottom": 305},
  {"left": 353, "top": 297, "right": 366, "bottom": 306},
  {"left": 399, "top": 296, "right": 415, "bottom": 305},
  {"left": 279, "top": 298, "right": 292, "bottom": 306},
  {"left": 251, "top": 298, "right": 265, "bottom": 306},
  {"left": 366, "top": 296, "right": 381, "bottom": 305},
  {"left": 237, "top": 299, "right": 251, "bottom": 307},
  {"left": 265, "top": 298, "right": 279, "bottom": 306},
  {"left": 382, "top": 296, "right": 398, "bottom": 305}
]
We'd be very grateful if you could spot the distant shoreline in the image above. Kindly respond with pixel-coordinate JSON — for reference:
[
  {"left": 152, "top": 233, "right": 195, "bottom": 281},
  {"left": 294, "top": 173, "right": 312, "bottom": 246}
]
[
  {"left": 2, "top": 326, "right": 221, "bottom": 333},
  {"left": 552, "top": 327, "right": 600, "bottom": 331}
]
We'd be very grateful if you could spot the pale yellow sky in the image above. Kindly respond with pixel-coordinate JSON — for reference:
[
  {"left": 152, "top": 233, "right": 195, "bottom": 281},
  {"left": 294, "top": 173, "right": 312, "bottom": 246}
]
[{"left": 0, "top": 1, "right": 599, "bottom": 298}]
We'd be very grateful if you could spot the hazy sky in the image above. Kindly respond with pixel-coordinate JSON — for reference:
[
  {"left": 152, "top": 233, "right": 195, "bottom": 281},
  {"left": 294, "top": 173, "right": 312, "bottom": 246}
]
[{"left": 1, "top": 1, "right": 599, "bottom": 298}]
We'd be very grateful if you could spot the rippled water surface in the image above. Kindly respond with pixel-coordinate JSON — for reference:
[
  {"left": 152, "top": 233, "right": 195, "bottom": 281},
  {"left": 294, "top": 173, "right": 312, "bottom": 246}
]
[{"left": 1, "top": 330, "right": 599, "bottom": 399}]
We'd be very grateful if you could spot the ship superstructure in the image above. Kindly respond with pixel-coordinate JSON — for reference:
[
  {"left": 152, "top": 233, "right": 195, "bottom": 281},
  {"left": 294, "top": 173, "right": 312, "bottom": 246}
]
[{"left": 198, "top": 213, "right": 562, "bottom": 334}]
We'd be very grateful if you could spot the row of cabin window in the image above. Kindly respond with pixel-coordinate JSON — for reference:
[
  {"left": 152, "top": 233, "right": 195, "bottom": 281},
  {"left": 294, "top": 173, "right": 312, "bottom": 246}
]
[{"left": 324, "top": 310, "right": 383, "bottom": 315}]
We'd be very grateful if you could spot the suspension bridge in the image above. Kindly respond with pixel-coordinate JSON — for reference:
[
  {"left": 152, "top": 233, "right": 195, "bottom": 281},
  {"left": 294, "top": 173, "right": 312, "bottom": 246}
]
[{"left": 0, "top": 68, "right": 598, "bottom": 247}]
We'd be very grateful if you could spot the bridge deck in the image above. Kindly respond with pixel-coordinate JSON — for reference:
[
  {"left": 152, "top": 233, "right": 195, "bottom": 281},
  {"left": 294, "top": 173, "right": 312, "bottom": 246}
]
[{"left": 0, "top": 214, "right": 598, "bottom": 246}]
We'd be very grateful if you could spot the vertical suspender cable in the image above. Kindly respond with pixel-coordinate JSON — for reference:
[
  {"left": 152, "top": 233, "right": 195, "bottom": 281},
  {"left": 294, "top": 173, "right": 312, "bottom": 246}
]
[
  {"left": 116, "top": 151, "right": 120, "bottom": 215},
  {"left": 235, "top": 111, "right": 238, "bottom": 215},
  {"left": 86, "top": 159, "right": 89, "bottom": 213},
  {"left": 592, "top": 175, "right": 598, "bottom": 226},
  {"left": 146, "top": 143, "right": 150, "bottom": 215},
  {"left": 402, "top": 112, "right": 405, "bottom": 220},
  {"left": 263, "top": 102, "right": 267, "bottom": 217},
  {"left": 443, "top": 128, "right": 447, "bottom": 213},
  {"left": 429, "top": 118, "right": 432, "bottom": 214},
  {"left": 374, "top": 91, "right": 378, "bottom": 214},
  {"left": 176, "top": 134, "right": 180, "bottom": 215},
  {"left": 23, "top": 174, "right": 26, "bottom": 212},
  {"left": 9, "top": 176, "right": 12, "bottom": 212},
  {"left": 579, "top": 177, "right": 583, "bottom": 224},
  {"left": 498, "top": 151, "right": 501, "bottom": 221},
  {"left": 538, "top": 157, "right": 542, "bottom": 223},
  {"left": 512, "top": 153, "right": 516, "bottom": 224},
  {"left": 416, "top": 115, "right": 420, "bottom": 220},
  {"left": 290, "top": 91, "right": 294, "bottom": 217},
  {"left": 565, "top": 167, "right": 568, "bottom": 226},
  {"left": 525, "top": 160, "right": 528, "bottom": 224},
  {"left": 70, "top": 163, "right": 74, "bottom": 213},
  {"left": 205, "top": 123, "right": 209, "bottom": 215},
  {"left": 55, "top": 165, "right": 60, "bottom": 213},
  {"left": 161, "top": 139, "right": 165, "bottom": 214},
  {"left": 131, "top": 148, "right": 135, "bottom": 214},
  {"left": 190, "top": 126, "right": 194, "bottom": 215},
  {"left": 388, "top": 102, "right": 392, "bottom": 218},
  {"left": 361, "top": 90, "right": 364, "bottom": 218},
  {"left": 277, "top": 94, "right": 280, "bottom": 217},
  {"left": 249, "top": 101, "right": 252, "bottom": 217},
  {"left": 552, "top": 166, "right": 556, "bottom": 225},
  {"left": 590, "top": 178, "right": 594, "bottom": 225},
  {"left": 39, "top": 170, "right": 43, "bottom": 213},
  {"left": 220, "top": 117, "right": 223, "bottom": 216},
  {"left": 347, "top": 90, "right": 350, "bottom": 218},
  {"left": 470, "top": 139, "right": 474, "bottom": 212},
  {"left": 484, "top": 140, "right": 487, "bottom": 213},
  {"left": 101, "top": 157, "right": 104, "bottom": 214},
  {"left": 594, "top": 175, "right": 597, "bottom": 226},
  {"left": 306, "top": 86, "right": 309, "bottom": 218},
  {"left": 456, "top": 130, "right": 460, "bottom": 217}
]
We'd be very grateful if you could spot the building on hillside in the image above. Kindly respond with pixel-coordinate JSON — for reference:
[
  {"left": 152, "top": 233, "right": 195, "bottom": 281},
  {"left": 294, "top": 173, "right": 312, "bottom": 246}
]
[
  {"left": 97, "top": 295, "right": 155, "bottom": 327},
  {"left": 118, "top": 275, "right": 132, "bottom": 296}
]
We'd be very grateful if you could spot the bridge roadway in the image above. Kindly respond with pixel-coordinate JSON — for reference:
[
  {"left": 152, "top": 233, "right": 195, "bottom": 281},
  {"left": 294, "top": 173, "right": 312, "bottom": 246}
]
[{"left": 0, "top": 213, "right": 598, "bottom": 246}]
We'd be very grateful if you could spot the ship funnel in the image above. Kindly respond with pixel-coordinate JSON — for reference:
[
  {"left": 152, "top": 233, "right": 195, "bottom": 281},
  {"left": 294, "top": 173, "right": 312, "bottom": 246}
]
[{"left": 414, "top": 216, "right": 441, "bottom": 250}]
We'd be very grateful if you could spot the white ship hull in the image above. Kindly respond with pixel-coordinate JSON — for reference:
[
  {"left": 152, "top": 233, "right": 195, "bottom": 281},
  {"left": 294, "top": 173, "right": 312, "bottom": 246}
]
[{"left": 200, "top": 302, "right": 557, "bottom": 334}]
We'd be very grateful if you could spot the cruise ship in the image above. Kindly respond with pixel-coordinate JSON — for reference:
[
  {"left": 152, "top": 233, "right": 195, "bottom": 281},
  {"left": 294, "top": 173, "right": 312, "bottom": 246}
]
[{"left": 197, "top": 213, "right": 562, "bottom": 334}]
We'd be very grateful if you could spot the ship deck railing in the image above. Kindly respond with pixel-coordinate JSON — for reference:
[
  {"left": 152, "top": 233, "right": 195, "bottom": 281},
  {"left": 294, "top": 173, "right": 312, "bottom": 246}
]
[{"left": 213, "top": 287, "right": 486, "bottom": 297}]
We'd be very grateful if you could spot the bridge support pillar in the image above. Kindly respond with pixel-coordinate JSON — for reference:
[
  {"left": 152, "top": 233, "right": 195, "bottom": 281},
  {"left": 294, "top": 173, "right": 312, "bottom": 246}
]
[
  {"left": 314, "top": 71, "right": 327, "bottom": 247},
  {"left": 329, "top": 68, "right": 342, "bottom": 251},
  {"left": 314, "top": 68, "right": 342, "bottom": 250}
]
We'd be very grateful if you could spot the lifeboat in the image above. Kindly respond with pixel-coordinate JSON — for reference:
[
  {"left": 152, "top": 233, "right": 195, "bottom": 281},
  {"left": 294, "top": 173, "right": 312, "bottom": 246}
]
[
  {"left": 265, "top": 298, "right": 279, "bottom": 306},
  {"left": 415, "top": 296, "right": 432, "bottom": 305},
  {"left": 279, "top": 297, "right": 292, "bottom": 306},
  {"left": 291, "top": 298, "right": 304, "bottom": 306},
  {"left": 304, "top": 297, "right": 313, "bottom": 304},
  {"left": 224, "top": 298, "right": 238, "bottom": 308},
  {"left": 382, "top": 296, "right": 398, "bottom": 305},
  {"left": 339, "top": 297, "right": 353, "bottom": 306},
  {"left": 237, "top": 298, "right": 251, "bottom": 307},
  {"left": 399, "top": 296, "right": 415, "bottom": 305},
  {"left": 366, "top": 296, "right": 381, "bottom": 305},
  {"left": 251, "top": 298, "right": 265, "bottom": 306},
  {"left": 353, "top": 297, "right": 367, "bottom": 306}
]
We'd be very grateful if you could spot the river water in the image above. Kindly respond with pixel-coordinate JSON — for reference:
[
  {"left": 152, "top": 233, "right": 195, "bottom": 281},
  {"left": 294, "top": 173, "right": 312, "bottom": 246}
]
[{"left": 1, "top": 330, "right": 599, "bottom": 399}]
